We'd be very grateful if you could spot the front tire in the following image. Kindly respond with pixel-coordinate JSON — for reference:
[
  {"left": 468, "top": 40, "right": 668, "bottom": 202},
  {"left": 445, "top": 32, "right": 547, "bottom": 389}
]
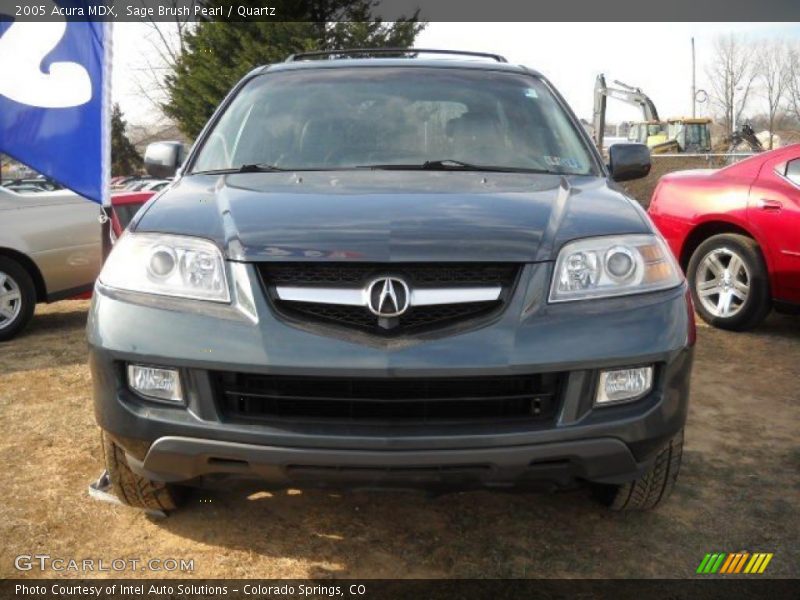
[
  {"left": 687, "top": 234, "right": 771, "bottom": 331},
  {"left": 595, "top": 429, "right": 683, "bottom": 511},
  {"left": 101, "top": 432, "right": 187, "bottom": 512},
  {"left": 0, "top": 257, "right": 36, "bottom": 342}
]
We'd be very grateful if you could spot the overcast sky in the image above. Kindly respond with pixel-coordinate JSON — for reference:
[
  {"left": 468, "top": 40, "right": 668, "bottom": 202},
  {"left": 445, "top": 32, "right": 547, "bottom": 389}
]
[{"left": 113, "top": 22, "right": 800, "bottom": 129}]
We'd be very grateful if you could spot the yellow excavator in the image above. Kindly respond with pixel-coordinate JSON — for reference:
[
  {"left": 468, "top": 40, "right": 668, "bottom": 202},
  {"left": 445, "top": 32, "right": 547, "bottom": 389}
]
[{"left": 593, "top": 75, "right": 712, "bottom": 154}]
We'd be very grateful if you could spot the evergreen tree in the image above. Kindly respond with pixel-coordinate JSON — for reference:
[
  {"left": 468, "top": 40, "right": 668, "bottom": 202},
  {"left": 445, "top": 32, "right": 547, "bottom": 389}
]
[
  {"left": 110, "top": 104, "right": 143, "bottom": 175},
  {"left": 164, "top": 2, "right": 423, "bottom": 137}
]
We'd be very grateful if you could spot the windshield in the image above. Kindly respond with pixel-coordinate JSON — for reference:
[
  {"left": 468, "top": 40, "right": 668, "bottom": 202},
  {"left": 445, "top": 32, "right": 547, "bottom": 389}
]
[
  {"left": 191, "top": 67, "right": 596, "bottom": 175},
  {"left": 685, "top": 124, "right": 710, "bottom": 147},
  {"left": 668, "top": 122, "right": 710, "bottom": 149},
  {"left": 647, "top": 124, "right": 663, "bottom": 136}
]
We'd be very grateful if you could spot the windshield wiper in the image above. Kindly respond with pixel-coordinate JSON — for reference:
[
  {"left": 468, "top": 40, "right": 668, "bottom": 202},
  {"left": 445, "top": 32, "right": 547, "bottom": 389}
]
[
  {"left": 192, "top": 163, "right": 285, "bottom": 175},
  {"left": 423, "top": 159, "right": 495, "bottom": 170},
  {"left": 237, "top": 163, "right": 285, "bottom": 173},
  {"left": 356, "top": 160, "right": 555, "bottom": 174}
]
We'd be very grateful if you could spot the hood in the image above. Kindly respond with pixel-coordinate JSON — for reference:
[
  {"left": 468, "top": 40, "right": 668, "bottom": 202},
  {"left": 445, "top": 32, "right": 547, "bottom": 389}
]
[{"left": 134, "top": 171, "right": 650, "bottom": 262}]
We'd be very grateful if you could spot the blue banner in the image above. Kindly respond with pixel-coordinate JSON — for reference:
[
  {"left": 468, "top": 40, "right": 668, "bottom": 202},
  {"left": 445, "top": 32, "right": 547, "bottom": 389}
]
[{"left": 0, "top": 1, "right": 111, "bottom": 204}]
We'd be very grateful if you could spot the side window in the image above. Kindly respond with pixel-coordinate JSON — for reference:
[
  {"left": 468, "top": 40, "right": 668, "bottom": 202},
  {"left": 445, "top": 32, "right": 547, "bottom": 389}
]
[{"left": 784, "top": 159, "right": 800, "bottom": 186}]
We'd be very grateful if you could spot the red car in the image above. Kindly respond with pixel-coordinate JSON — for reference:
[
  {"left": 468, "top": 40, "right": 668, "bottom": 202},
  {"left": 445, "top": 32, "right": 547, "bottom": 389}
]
[
  {"left": 648, "top": 145, "right": 800, "bottom": 330},
  {"left": 109, "top": 190, "right": 156, "bottom": 240}
]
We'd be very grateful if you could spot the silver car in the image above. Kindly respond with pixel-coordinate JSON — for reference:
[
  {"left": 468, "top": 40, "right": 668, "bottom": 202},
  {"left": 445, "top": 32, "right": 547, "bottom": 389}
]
[{"left": 0, "top": 186, "right": 102, "bottom": 340}]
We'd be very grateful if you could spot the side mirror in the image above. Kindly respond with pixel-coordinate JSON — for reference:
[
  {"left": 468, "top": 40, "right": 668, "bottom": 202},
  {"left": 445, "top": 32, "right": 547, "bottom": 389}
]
[
  {"left": 144, "top": 142, "right": 185, "bottom": 179},
  {"left": 608, "top": 143, "right": 651, "bottom": 182}
]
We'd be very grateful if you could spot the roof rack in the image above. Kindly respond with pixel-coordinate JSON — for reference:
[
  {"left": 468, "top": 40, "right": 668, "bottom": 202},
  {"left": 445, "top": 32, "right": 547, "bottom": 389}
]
[{"left": 285, "top": 48, "right": 508, "bottom": 63}]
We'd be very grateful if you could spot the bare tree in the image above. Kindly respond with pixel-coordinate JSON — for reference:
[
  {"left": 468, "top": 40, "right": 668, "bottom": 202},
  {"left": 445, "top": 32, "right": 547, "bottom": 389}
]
[
  {"left": 706, "top": 34, "right": 757, "bottom": 135},
  {"left": 756, "top": 40, "right": 789, "bottom": 149},
  {"left": 130, "top": 1, "right": 197, "bottom": 122},
  {"left": 786, "top": 43, "right": 800, "bottom": 126}
]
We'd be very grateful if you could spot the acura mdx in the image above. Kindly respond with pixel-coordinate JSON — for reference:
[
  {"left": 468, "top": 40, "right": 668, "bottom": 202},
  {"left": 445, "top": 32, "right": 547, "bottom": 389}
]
[{"left": 89, "top": 49, "right": 694, "bottom": 512}]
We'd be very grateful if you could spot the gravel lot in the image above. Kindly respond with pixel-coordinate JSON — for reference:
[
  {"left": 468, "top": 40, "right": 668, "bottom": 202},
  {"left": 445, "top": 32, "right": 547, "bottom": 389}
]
[{"left": 0, "top": 300, "right": 798, "bottom": 579}]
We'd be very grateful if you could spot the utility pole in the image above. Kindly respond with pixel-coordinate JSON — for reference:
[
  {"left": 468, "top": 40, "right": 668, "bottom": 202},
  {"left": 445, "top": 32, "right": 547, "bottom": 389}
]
[
  {"left": 691, "top": 37, "right": 696, "bottom": 118},
  {"left": 732, "top": 86, "right": 743, "bottom": 136}
]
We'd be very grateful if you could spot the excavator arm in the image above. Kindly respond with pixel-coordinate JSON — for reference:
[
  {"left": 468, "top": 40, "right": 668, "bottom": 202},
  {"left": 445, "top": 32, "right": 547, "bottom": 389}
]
[{"left": 593, "top": 74, "right": 661, "bottom": 152}]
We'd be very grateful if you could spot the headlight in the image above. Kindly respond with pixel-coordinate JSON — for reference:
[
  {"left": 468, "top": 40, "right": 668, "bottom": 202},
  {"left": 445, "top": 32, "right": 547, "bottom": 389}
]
[
  {"left": 549, "top": 234, "right": 681, "bottom": 302},
  {"left": 100, "top": 232, "right": 230, "bottom": 302}
]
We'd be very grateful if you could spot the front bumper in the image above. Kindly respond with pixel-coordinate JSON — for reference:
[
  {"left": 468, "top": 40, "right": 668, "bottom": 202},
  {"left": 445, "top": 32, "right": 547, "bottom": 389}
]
[
  {"left": 88, "top": 263, "right": 694, "bottom": 489},
  {"left": 128, "top": 437, "right": 653, "bottom": 489}
]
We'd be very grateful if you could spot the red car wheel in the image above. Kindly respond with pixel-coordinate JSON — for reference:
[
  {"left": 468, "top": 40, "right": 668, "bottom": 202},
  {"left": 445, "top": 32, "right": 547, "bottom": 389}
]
[{"left": 687, "top": 234, "right": 771, "bottom": 331}]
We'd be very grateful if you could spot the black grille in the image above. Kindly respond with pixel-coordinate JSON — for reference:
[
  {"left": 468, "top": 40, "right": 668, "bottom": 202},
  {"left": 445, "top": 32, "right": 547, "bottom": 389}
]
[
  {"left": 216, "top": 372, "right": 561, "bottom": 424},
  {"left": 261, "top": 263, "right": 519, "bottom": 286},
  {"left": 287, "top": 300, "right": 499, "bottom": 331},
  {"left": 258, "top": 263, "right": 520, "bottom": 335}
]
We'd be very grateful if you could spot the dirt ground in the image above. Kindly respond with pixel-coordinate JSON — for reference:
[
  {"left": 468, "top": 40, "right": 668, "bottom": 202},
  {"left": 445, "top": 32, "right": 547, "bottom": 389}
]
[
  {"left": 0, "top": 300, "right": 798, "bottom": 579},
  {"left": 622, "top": 155, "right": 731, "bottom": 208}
]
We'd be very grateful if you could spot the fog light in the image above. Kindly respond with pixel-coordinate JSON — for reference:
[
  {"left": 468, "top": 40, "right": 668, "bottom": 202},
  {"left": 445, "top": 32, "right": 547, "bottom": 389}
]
[
  {"left": 596, "top": 366, "right": 653, "bottom": 405},
  {"left": 127, "top": 365, "right": 183, "bottom": 403}
]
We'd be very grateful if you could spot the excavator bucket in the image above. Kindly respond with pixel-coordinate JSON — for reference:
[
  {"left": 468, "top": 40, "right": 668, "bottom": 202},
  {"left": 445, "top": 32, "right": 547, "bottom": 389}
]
[{"left": 651, "top": 140, "right": 681, "bottom": 154}]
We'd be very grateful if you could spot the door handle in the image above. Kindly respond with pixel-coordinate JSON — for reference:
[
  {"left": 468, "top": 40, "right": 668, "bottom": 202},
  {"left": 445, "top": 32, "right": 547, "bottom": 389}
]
[{"left": 758, "top": 199, "right": 783, "bottom": 211}]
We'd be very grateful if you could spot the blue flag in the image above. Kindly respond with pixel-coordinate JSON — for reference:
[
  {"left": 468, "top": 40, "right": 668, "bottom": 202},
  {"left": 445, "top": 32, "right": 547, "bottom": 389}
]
[{"left": 0, "top": 1, "right": 111, "bottom": 205}]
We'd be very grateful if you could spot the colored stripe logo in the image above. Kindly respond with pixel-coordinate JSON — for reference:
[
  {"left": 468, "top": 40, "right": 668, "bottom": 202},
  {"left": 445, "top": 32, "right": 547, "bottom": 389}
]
[{"left": 697, "top": 552, "right": 773, "bottom": 574}]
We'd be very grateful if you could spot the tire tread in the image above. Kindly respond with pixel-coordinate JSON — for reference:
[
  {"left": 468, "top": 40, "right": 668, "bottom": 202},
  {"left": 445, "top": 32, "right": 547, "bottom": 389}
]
[
  {"left": 101, "top": 432, "right": 184, "bottom": 511},
  {"left": 605, "top": 429, "right": 683, "bottom": 511}
]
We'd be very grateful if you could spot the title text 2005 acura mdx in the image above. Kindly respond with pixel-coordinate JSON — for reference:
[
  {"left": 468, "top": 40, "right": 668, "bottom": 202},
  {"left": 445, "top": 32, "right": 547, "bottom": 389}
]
[{"left": 90, "top": 50, "right": 694, "bottom": 512}]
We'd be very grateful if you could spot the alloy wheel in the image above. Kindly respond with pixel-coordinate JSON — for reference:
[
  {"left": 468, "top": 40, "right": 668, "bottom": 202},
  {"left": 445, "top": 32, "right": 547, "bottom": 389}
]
[
  {"left": 0, "top": 271, "right": 23, "bottom": 330},
  {"left": 695, "top": 247, "right": 750, "bottom": 318}
]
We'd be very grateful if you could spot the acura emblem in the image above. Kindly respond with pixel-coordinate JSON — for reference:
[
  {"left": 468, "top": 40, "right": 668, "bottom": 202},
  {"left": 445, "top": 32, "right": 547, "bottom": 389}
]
[{"left": 366, "top": 277, "right": 410, "bottom": 317}]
